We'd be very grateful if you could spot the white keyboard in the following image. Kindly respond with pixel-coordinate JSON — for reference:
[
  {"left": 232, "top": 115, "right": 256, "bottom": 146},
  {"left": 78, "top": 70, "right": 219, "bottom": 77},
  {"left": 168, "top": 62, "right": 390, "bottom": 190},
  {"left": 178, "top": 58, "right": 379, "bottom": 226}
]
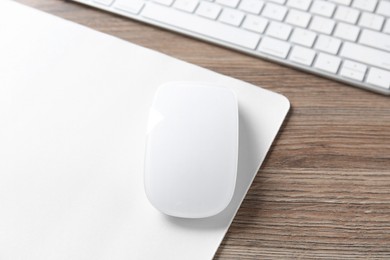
[{"left": 72, "top": 0, "right": 390, "bottom": 95}]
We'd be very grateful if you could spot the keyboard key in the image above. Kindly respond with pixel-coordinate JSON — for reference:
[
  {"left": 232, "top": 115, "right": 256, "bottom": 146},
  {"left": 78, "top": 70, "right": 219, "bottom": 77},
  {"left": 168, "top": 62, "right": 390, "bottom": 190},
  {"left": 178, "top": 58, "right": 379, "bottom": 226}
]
[
  {"left": 310, "top": 0, "right": 335, "bottom": 17},
  {"left": 340, "top": 42, "right": 390, "bottom": 70},
  {"left": 359, "top": 29, "right": 390, "bottom": 52},
  {"left": 329, "top": 0, "right": 351, "bottom": 5},
  {"left": 142, "top": 3, "right": 261, "bottom": 49},
  {"left": 286, "top": 0, "right": 312, "bottom": 11},
  {"left": 114, "top": 0, "right": 144, "bottom": 14},
  {"left": 266, "top": 21, "right": 292, "bottom": 40},
  {"left": 258, "top": 37, "right": 291, "bottom": 58},
  {"left": 384, "top": 19, "right": 390, "bottom": 34},
  {"left": 340, "top": 60, "right": 367, "bottom": 81},
  {"left": 358, "top": 12, "right": 385, "bottom": 31},
  {"left": 310, "top": 16, "right": 335, "bottom": 34},
  {"left": 219, "top": 8, "right": 245, "bottom": 26},
  {"left": 173, "top": 0, "right": 199, "bottom": 12},
  {"left": 268, "top": 0, "right": 286, "bottom": 4},
  {"left": 242, "top": 15, "right": 268, "bottom": 33},
  {"left": 238, "top": 0, "right": 264, "bottom": 14},
  {"left": 352, "top": 0, "right": 378, "bottom": 12},
  {"left": 289, "top": 45, "right": 316, "bottom": 65},
  {"left": 377, "top": 1, "right": 390, "bottom": 17},
  {"left": 153, "top": 0, "right": 174, "bottom": 6},
  {"left": 93, "top": 0, "right": 114, "bottom": 6},
  {"left": 334, "top": 6, "right": 360, "bottom": 24},
  {"left": 196, "top": 2, "right": 221, "bottom": 19},
  {"left": 314, "top": 53, "right": 341, "bottom": 73},
  {"left": 334, "top": 22, "right": 360, "bottom": 41},
  {"left": 366, "top": 68, "right": 390, "bottom": 89},
  {"left": 290, "top": 28, "right": 316, "bottom": 47},
  {"left": 216, "top": 0, "right": 240, "bottom": 8},
  {"left": 261, "top": 3, "right": 287, "bottom": 21},
  {"left": 314, "top": 35, "right": 341, "bottom": 54},
  {"left": 285, "top": 9, "right": 311, "bottom": 28}
]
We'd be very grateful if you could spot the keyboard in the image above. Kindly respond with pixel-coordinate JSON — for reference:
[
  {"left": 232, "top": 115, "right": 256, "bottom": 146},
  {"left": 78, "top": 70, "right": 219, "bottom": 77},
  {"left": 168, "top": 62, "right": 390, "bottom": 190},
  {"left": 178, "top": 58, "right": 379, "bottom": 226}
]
[{"left": 72, "top": 0, "right": 390, "bottom": 95}]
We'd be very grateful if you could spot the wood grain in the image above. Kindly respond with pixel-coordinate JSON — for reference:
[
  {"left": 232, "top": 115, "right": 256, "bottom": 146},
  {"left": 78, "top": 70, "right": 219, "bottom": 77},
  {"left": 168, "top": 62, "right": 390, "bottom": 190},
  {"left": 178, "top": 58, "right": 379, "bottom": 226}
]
[{"left": 14, "top": 0, "right": 390, "bottom": 258}]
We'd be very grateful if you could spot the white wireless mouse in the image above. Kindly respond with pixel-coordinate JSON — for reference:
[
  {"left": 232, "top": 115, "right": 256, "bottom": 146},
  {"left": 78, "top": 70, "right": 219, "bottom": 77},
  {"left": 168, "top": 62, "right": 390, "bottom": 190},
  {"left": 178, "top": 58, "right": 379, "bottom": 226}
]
[{"left": 144, "top": 82, "right": 239, "bottom": 218}]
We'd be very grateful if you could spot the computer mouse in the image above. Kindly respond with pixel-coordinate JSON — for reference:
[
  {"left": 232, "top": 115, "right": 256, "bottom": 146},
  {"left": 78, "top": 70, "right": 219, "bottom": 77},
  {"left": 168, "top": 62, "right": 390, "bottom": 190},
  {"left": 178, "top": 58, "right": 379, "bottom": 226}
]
[{"left": 144, "top": 82, "right": 239, "bottom": 218}]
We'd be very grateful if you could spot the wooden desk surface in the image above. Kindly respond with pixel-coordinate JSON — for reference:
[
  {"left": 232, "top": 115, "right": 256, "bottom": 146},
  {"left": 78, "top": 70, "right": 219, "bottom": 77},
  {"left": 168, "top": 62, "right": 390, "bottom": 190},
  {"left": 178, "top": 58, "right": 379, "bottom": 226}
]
[{"left": 16, "top": 0, "right": 390, "bottom": 258}]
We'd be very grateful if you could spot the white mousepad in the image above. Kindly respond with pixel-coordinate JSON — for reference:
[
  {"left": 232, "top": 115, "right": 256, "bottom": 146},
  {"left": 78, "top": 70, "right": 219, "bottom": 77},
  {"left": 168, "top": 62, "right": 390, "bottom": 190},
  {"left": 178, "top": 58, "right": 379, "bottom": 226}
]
[{"left": 0, "top": 1, "right": 290, "bottom": 259}]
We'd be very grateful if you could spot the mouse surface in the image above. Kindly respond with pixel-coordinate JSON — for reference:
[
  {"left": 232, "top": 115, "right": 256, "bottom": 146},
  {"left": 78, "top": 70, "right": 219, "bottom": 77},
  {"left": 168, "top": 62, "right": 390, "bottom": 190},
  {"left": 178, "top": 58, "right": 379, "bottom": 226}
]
[{"left": 144, "top": 82, "right": 239, "bottom": 218}]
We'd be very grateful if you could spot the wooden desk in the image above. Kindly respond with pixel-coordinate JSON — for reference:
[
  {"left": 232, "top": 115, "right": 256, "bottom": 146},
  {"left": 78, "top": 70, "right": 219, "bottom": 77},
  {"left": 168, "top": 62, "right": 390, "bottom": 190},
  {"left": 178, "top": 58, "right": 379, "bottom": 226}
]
[{"left": 16, "top": 0, "right": 390, "bottom": 258}]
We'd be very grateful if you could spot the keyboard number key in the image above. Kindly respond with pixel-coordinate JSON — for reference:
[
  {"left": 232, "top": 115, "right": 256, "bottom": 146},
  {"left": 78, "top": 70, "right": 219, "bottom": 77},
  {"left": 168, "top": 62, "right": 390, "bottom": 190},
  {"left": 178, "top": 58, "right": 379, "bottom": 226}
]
[
  {"left": 238, "top": 0, "right": 264, "bottom": 15},
  {"left": 358, "top": 12, "right": 384, "bottom": 31},
  {"left": 285, "top": 9, "right": 311, "bottom": 28},
  {"left": 286, "top": 0, "right": 312, "bottom": 11},
  {"left": 352, "top": 0, "right": 377, "bottom": 12},
  {"left": 377, "top": 1, "right": 390, "bottom": 17},
  {"left": 261, "top": 3, "right": 288, "bottom": 21},
  {"left": 310, "top": 0, "right": 336, "bottom": 17},
  {"left": 334, "top": 6, "right": 359, "bottom": 24},
  {"left": 196, "top": 2, "right": 221, "bottom": 19},
  {"left": 334, "top": 22, "right": 360, "bottom": 41},
  {"left": 314, "top": 53, "right": 341, "bottom": 73},
  {"left": 218, "top": 8, "right": 245, "bottom": 26},
  {"left": 242, "top": 14, "right": 268, "bottom": 33},
  {"left": 216, "top": 0, "right": 240, "bottom": 8},
  {"left": 310, "top": 16, "right": 335, "bottom": 35}
]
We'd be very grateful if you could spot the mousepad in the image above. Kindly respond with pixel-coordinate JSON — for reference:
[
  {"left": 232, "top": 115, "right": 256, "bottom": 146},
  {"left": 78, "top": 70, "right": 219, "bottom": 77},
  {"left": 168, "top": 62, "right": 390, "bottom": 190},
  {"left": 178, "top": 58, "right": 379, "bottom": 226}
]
[{"left": 0, "top": 1, "right": 290, "bottom": 259}]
